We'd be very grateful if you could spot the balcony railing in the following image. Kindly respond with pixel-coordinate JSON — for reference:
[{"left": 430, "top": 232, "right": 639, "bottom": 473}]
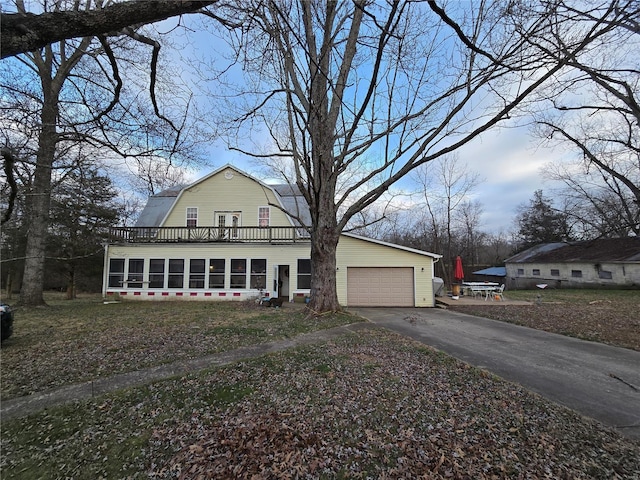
[{"left": 109, "top": 226, "right": 310, "bottom": 244}]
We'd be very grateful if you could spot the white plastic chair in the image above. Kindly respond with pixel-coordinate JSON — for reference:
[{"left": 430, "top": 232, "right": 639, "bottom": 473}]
[{"left": 493, "top": 284, "right": 505, "bottom": 301}]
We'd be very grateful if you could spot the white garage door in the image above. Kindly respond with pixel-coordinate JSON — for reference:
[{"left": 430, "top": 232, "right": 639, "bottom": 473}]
[{"left": 347, "top": 267, "right": 414, "bottom": 307}]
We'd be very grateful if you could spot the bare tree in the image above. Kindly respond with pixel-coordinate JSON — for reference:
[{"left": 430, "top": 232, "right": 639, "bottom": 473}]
[
  {"left": 1, "top": 0, "right": 217, "bottom": 59},
  {"left": 531, "top": 0, "right": 640, "bottom": 236},
  {"left": 412, "top": 155, "right": 482, "bottom": 285},
  {"left": 2, "top": 0, "right": 198, "bottom": 305},
  {"left": 544, "top": 161, "right": 639, "bottom": 238},
  {"left": 456, "top": 200, "right": 485, "bottom": 267},
  {"left": 206, "top": 0, "right": 627, "bottom": 312}
]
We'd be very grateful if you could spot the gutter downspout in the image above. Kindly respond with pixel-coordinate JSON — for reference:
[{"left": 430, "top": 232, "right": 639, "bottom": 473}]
[{"left": 101, "top": 243, "right": 109, "bottom": 299}]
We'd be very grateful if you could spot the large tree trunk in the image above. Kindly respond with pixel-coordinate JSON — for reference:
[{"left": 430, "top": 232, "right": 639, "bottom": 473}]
[
  {"left": 20, "top": 92, "right": 57, "bottom": 306},
  {"left": 308, "top": 221, "right": 340, "bottom": 313}
]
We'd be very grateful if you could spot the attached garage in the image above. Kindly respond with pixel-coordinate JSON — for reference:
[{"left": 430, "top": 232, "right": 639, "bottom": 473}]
[{"left": 347, "top": 267, "right": 415, "bottom": 307}]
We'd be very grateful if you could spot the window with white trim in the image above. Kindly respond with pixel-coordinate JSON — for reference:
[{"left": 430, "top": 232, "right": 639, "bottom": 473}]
[
  {"left": 127, "top": 259, "right": 144, "bottom": 288},
  {"left": 258, "top": 207, "right": 270, "bottom": 227},
  {"left": 189, "top": 259, "right": 206, "bottom": 288},
  {"left": 230, "top": 259, "right": 246, "bottom": 288},
  {"left": 186, "top": 207, "right": 198, "bottom": 227},
  {"left": 297, "top": 259, "right": 311, "bottom": 289},
  {"left": 209, "top": 259, "right": 225, "bottom": 288},
  {"left": 168, "top": 259, "right": 185, "bottom": 288},
  {"left": 149, "top": 259, "right": 165, "bottom": 288},
  {"left": 108, "top": 259, "right": 125, "bottom": 287},
  {"left": 251, "top": 259, "right": 267, "bottom": 289}
]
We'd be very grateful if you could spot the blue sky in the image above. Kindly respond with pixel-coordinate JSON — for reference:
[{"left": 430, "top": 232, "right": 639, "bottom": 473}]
[
  {"left": 165, "top": 11, "right": 568, "bottom": 236},
  {"left": 191, "top": 125, "right": 563, "bottom": 235},
  {"left": 190, "top": 117, "right": 565, "bottom": 235}
]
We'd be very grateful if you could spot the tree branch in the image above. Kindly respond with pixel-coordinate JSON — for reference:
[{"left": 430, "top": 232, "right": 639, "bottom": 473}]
[{"left": 1, "top": 0, "right": 216, "bottom": 59}]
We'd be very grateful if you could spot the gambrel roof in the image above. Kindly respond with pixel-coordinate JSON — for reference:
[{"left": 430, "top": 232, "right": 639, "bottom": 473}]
[
  {"left": 135, "top": 164, "right": 311, "bottom": 228},
  {"left": 506, "top": 238, "right": 640, "bottom": 264}
]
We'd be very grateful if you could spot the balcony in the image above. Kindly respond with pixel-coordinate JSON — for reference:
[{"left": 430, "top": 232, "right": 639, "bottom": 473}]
[{"left": 109, "top": 226, "right": 310, "bottom": 244}]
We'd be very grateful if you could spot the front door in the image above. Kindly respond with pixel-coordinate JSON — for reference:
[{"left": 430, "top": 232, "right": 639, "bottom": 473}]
[{"left": 274, "top": 264, "right": 290, "bottom": 299}]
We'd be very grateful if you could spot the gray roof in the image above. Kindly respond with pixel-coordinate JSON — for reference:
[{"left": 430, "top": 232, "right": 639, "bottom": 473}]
[
  {"left": 133, "top": 169, "right": 312, "bottom": 228},
  {"left": 506, "top": 238, "right": 640, "bottom": 264},
  {"left": 271, "top": 184, "right": 312, "bottom": 227},
  {"left": 134, "top": 186, "right": 183, "bottom": 227}
]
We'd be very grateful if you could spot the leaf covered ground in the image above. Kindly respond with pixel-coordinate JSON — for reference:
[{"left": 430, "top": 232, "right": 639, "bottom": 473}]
[
  {"left": 0, "top": 295, "right": 354, "bottom": 400},
  {"left": 2, "top": 329, "right": 639, "bottom": 479},
  {"left": 2, "top": 291, "right": 639, "bottom": 478},
  {"left": 447, "top": 289, "right": 640, "bottom": 351}
]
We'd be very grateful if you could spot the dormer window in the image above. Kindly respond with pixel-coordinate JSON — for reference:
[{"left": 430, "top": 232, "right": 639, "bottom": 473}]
[
  {"left": 259, "top": 207, "right": 270, "bottom": 227},
  {"left": 186, "top": 207, "right": 198, "bottom": 227}
]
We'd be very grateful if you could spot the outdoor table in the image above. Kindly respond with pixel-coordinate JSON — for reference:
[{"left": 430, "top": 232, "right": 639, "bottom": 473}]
[{"left": 461, "top": 282, "right": 499, "bottom": 298}]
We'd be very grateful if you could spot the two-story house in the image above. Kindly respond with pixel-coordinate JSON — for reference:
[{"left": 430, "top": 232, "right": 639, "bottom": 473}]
[{"left": 103, "top": 165, "right": 441, "bottom": 307}]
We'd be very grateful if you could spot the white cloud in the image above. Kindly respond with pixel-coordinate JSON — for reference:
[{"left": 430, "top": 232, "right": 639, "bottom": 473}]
[{"left": 458, "top": 125, "right": 566, "bottom": 233}]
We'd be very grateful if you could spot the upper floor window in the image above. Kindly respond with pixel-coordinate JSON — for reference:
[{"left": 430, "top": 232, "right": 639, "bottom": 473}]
[
  {"left": 571, "top": 270, "right": 582, "bottom": 278},
  {"left": 186, "top": 207, "right": 198, "bottom": 227},
  {"left": 258, "top": 207, "right": 270, "bottom": 227},
  {"left": 517, "top": 268, "right": 524, "bottom": 275},
  {"left": 532, "top": 269, "right": 540, "bottom": 276},
  {"left": 550, "top": 269, "right": 560, "bottom": 276}
]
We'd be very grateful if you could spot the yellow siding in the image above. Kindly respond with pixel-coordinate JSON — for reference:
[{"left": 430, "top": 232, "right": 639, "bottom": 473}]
[
  {"left": 336, "top": 236, "right": 435, "bottom": 307},
  {"left": 106, "top": 243, "right": 311, "bottom": 301},
  {"left": 163, "top": 168, "right": 292, "bottom": 227},
  {"left": 105, "top": 234, "right": 437, "bottom": 306}
]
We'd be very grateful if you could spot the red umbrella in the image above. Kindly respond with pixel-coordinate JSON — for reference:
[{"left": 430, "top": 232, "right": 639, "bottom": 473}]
[{"left": 453, "top": 256, "right": 464, "bottom": 283}]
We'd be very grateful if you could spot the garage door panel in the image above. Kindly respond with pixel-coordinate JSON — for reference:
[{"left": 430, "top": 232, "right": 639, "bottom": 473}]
[{"left": 347, "top": 267, "right": 414, "bottom": 307}]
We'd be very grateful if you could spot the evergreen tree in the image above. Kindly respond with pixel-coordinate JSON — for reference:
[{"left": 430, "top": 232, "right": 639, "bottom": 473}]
[
  {"left": 515, "top": 190, "right": 572, "bottom": 249},
  {"left": 47, "top": 169, "right": 122, "bottom": 298}
]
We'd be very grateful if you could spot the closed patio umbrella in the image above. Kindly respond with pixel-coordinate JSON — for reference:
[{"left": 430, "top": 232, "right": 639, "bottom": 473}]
[{"left": 454, "top": 256, "right": 464, "bottom": 283}]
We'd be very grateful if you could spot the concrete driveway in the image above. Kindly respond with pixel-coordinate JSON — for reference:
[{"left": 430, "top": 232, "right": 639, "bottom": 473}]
[{"left": 352, "top": 307, "right": 640, "bottom": 440}]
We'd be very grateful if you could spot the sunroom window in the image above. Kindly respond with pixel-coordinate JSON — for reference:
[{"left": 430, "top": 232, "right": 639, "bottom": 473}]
[
  {"left": 108, "top": 259, "right": 125, "bottom": 287},
  {"left": 189, "top": 259, "right": 206, "bottom": 288},
  {"left": 251, "top": 259, "right": 267, "bottom": 289},
  {"left": 230, "top": 259, "right": 247, "bottom": 288},
  {"left": 168, "top": 259, "right": 185, "bottom": 288}
]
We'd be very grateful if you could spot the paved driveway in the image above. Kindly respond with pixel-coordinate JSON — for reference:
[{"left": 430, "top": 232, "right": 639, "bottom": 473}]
[{"left": 352, "top": 307, "right": 640, "bottom": 440}]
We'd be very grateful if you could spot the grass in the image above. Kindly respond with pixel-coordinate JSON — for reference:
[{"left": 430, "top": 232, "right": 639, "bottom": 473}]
[
  {"left": 0, "top": 293, "right": 357, "bottom": 400},
  {"left": 1, "top": 290, "right": 639, "bottom": 478},
  {"left": 448, "top": 289, "right": 640, "bottom": 351},
  {"left": 503, "top": 288, "right": 639, "bottom": 304},
  {"left": 2, "top": 330, "right": 639, "bottom": 478}
]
